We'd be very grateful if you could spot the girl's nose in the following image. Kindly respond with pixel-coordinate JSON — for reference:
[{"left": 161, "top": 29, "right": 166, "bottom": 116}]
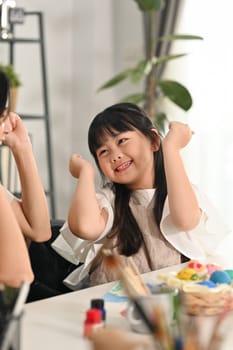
[{"left": 111, "top": 153, "right": 122, "bottom": 163}]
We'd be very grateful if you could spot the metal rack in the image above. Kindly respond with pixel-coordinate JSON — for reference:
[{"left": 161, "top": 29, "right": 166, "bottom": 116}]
[{"left": 0, "top": 11, "right": 56, "bottom": 218}]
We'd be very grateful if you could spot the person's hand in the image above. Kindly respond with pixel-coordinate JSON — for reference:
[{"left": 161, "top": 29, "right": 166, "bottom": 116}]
[
  {"left": 69, "top": 154, "right": 95, "bottom": 179},
  {"left": 90, "top": 328, "right": 150, "bottom": 350},
  {"left": 163, "top": 121, "right": 194, "bottom": 150},
  {"left": 2, "top": 112, "right": 31, "bottom": 151}
]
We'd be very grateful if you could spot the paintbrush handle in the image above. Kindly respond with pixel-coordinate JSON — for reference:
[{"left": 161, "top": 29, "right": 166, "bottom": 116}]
[
  {"left": 132, "top": 298, "right": 156, "bottom": 333},
  {"left": 128, "top": 257, "right": 150, "bottom": 295}
]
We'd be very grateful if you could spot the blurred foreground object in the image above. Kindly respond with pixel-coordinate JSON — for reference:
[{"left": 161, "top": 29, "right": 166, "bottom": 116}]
[{"left": 90, "top": 328, "right": 150, "bottom": 350}]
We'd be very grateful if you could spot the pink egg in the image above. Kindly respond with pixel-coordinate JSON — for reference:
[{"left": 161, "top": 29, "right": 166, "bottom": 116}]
[{"left": 206, "top": 263, "right": 223, "bottom": 275}]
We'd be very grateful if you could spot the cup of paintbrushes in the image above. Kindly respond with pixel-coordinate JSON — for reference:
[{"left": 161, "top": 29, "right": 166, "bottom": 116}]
[{"left": 126, "top": 287, "right": 178, "bottom": 334}]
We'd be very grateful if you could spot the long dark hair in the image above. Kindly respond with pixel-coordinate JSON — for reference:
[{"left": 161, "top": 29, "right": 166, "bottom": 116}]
[
  {"left": 0, "top": 72, "right": 9, "bottom": 116},
  {"left": 88, "top": 103, "right": 167, "bottom": 255}
]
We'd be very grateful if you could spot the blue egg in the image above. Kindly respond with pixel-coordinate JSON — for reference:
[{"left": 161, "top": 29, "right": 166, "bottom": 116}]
[
  {"left": 197, "top": 280, "right": 216, "bottom": 288},
  {"left": 210, "top": 270, "right": 231, "bottom": 285}
]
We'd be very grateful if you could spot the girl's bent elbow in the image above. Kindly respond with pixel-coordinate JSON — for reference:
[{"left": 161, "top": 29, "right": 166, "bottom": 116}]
[
  {"left": 176, "top": 216, "right": 201, "bottom": 232},
  {"left": 22, "top": 269, "right": 34, "bottom": 284},
  {"left": 172, "top": 209, "right": 202, "bottom": 232},
  {"left": 68, "top": 218, "right": 101, "bottom": 240},
  {"left": 26, "top": 270, "right": 34, "bottom": 284},
  {"left": 32, "top": 228, "right": 52, "bottom": 242},
  {"left": 0, "top": 270, "right": 34, "bottom": 288}
]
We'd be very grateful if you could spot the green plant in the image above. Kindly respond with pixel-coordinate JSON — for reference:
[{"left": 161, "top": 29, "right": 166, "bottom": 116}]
[
  {"left": 0, "top": 64, "right": 22, "bottom": 88},
  {"left": 98, "top": 0, "right": 203, "bottom": 132}
]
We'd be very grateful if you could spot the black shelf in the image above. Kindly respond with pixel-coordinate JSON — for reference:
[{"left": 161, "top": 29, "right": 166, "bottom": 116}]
[
  {"left": 0, "top": 11, "right": 56, "bottom": 218},
  {"left": 16, "top": 114, "right": 45, "bottom": 120},
  {"left": 0, "top": 38, "right": 40, "bottom": 43}
]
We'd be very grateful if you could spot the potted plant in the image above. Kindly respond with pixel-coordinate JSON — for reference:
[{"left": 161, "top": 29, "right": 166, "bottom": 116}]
[
  {"left": 0, "top": 64, "right": 21, "bottom": 112},
  {"left": 98, "top": 0, "right": 203, "bottom": 133}
]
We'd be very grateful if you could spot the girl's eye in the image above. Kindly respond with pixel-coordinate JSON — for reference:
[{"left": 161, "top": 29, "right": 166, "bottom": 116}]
[
  {"left": 98, "top": 149, "right": 107, "bottom": 157},
  {"left": 118, "top": 138, "right": 127, "bottom": 145}
]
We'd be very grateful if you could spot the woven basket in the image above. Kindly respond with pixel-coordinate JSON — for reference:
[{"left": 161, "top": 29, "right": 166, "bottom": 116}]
[
  {"left": 158, "top": 271, "right": 233, "bottom": 315},
  {"left": 181, "top": 289, "right": 233, "bottom": 316}
]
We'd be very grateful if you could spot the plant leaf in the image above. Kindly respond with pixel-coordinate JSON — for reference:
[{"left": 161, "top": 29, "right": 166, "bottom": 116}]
[
  {"left": 97, "top": 69, "right": 132, "bottom": 91},
  {"left": 0, "top": 64, "right": 21, "bottom": 87},
  {"left": 153, "top": 53, "right": 187, "bottom": 65},
  {"left": 158, "top": 80, "right": 192, "bottom": 111},
  {"left": 154, "top": 112, "right": 168, "bottom": 134},
  {"left": 159, "top": 34, "right": 203, "bottom": 41},
  {"left": 120, "top": 93, "right": 145, "bottom": 104},
  {"left": 133, "top": 0, "right": 164, "bottom": 12},
  {"left": 128, "top": 60, "right": 151, "bottom": 83}
]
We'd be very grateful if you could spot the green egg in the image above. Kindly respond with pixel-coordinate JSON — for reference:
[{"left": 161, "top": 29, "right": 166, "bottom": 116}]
[
  {"left": 191, "top": 273, "right": 199, "bottom": 281},
  {"left": 224, "top": 269, "right": 233, "bottom": 280}
]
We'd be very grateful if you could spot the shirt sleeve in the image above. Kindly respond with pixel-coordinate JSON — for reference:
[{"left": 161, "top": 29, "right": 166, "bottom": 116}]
[
  {"left": 160, "top": 185, "right": 233, "bottom": 267},
  {"left": 51, "top": 186, "right": 114, "bottom": 271}
]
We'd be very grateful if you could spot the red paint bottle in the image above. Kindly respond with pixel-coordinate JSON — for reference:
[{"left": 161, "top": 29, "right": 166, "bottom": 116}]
[{"left": 83, "top": 308, "right": 103, "bottom": 338}]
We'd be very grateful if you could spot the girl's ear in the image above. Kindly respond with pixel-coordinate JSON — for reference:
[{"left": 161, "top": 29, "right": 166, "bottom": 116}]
[{"left": 150, "top": 128, "right": 160, "bottom": 152}]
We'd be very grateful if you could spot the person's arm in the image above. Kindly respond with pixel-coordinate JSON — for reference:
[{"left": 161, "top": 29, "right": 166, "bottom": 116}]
[
  {"left": 162, "top": 122, "right": 201, "bottom": 231},
  {"left": 0, "top": 185, "right": 34, "bottom": 287},
  {"left": 68, "top": 154, "right": 108, "bottom": 240},
  {"left": 2, "top": 113, "right": 51, "bottom": 242}
]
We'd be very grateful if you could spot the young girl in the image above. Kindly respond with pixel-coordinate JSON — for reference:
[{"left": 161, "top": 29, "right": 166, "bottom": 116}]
[
  {"left": 0, "top": 71, "right": 51, "bottom": 245},
  {"left": 0, "top": 185, "right": 34, "bottom": 287},
  {"left": 53, "top": 103, "right": 232, "bottom": 290},
  {"left": 0, "top": 72, "right": 34, "bottom": 286}
]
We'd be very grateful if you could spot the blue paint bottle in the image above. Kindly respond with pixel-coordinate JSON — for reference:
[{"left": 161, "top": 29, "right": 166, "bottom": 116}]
[{"left": 91, "top": 298, "right": 106, "bottom": 325}]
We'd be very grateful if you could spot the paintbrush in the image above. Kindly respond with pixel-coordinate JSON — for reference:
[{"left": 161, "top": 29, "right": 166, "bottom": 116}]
[
  {"left": 103, "top": 249, "right": 149, "bottom": 296},
  {"left": 128, "top": 256, "right": 151, "bottom": 295},
  {"left": 182, "top": 315, "right": 203, "bottom": 350},
  {"left": 103, "top": 250, "right": 173, "bottom": 350}
]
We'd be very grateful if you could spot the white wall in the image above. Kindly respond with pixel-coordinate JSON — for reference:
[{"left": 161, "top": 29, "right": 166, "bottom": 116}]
[{"left": 5, "top": 0, "right": 142, "bottom": 219}]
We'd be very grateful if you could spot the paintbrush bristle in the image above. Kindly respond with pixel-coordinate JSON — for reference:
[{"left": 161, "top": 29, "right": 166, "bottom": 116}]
[
  {"left": 103, "top": 254, "right": 119, "bottom": 269},
  {"left": 102, "top": 249, "right": 149, "bottom": 297}
]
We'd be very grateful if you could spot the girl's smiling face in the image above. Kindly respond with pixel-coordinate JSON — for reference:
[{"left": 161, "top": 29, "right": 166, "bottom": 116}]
[{"left": 96, "top": 128, "right": 158, "bottom": 190}]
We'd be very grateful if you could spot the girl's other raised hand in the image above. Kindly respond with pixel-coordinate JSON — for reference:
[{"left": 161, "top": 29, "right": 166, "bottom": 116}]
[
  {"left": 69, "top": 154, "right": 95, "bottom": 179},
  {"left": 2, "top": 112, "right": 31, "bottom": 151},
  {"left": 163, "top": 121, "right": 194, "bottom": 150}
]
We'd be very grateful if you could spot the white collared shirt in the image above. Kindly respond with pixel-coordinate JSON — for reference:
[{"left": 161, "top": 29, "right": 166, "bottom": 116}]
[{"left": 52, "top": 184, "right": 233, "bottom": 290}]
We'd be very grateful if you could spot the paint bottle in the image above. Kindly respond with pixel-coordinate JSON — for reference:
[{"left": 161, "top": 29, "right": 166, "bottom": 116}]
[
  {"left": 83, "top": 308, "right": 103, "bottom": 338},
  {"left": 90, "top": 298, "right": 106, "bottom": 324}
]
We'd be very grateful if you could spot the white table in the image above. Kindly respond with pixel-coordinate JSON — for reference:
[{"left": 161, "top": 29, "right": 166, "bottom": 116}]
[{"left": 21, "top": 264, "right": 233, "bottom": 350}]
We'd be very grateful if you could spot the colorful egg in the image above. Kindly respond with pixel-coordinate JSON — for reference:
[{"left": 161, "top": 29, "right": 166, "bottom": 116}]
[
  {"left": 197, "top": 280, "right": 216, "bottom": 288},
  {"left": 206, "top": 263, "right": 223, "bottom": 275},
  {"left": 209, "top": 270, "right": 231, "bottom": 285},
  {"left": 176, "top": 268, "right": 199, "bottom": 281},
  {"left": 187, "top": 261, "right": 207, "bottom": 276},
  {"left": 224, "top": 269, "right": 233, "bottom": 280},
  {"left": 187, "top": 261, "right": 205, "bottom": 272}
]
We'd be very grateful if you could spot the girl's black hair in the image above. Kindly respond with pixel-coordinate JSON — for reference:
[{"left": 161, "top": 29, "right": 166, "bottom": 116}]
[
  {"left": 88, "top": 103, "right": 167, "bottom": 256},
  {"left": 0, "top": 72, "right": 9, "bottom": 116}
]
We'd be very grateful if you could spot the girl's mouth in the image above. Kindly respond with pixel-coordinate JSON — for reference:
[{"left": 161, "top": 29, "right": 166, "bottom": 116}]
[{"left": 115, "top": 160, "right": 132, "bottom": 173}]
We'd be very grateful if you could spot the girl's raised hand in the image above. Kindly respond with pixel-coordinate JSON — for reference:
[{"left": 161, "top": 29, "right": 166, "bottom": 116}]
[
  {"left": 69, "top": 154, "right": 95, "bottom": 179},
  {"left": 2, "top": 112, "right": 31, "bottom": 151},
  {"left": 163, "top": 121, "right": 193, "bottom": 150}
]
